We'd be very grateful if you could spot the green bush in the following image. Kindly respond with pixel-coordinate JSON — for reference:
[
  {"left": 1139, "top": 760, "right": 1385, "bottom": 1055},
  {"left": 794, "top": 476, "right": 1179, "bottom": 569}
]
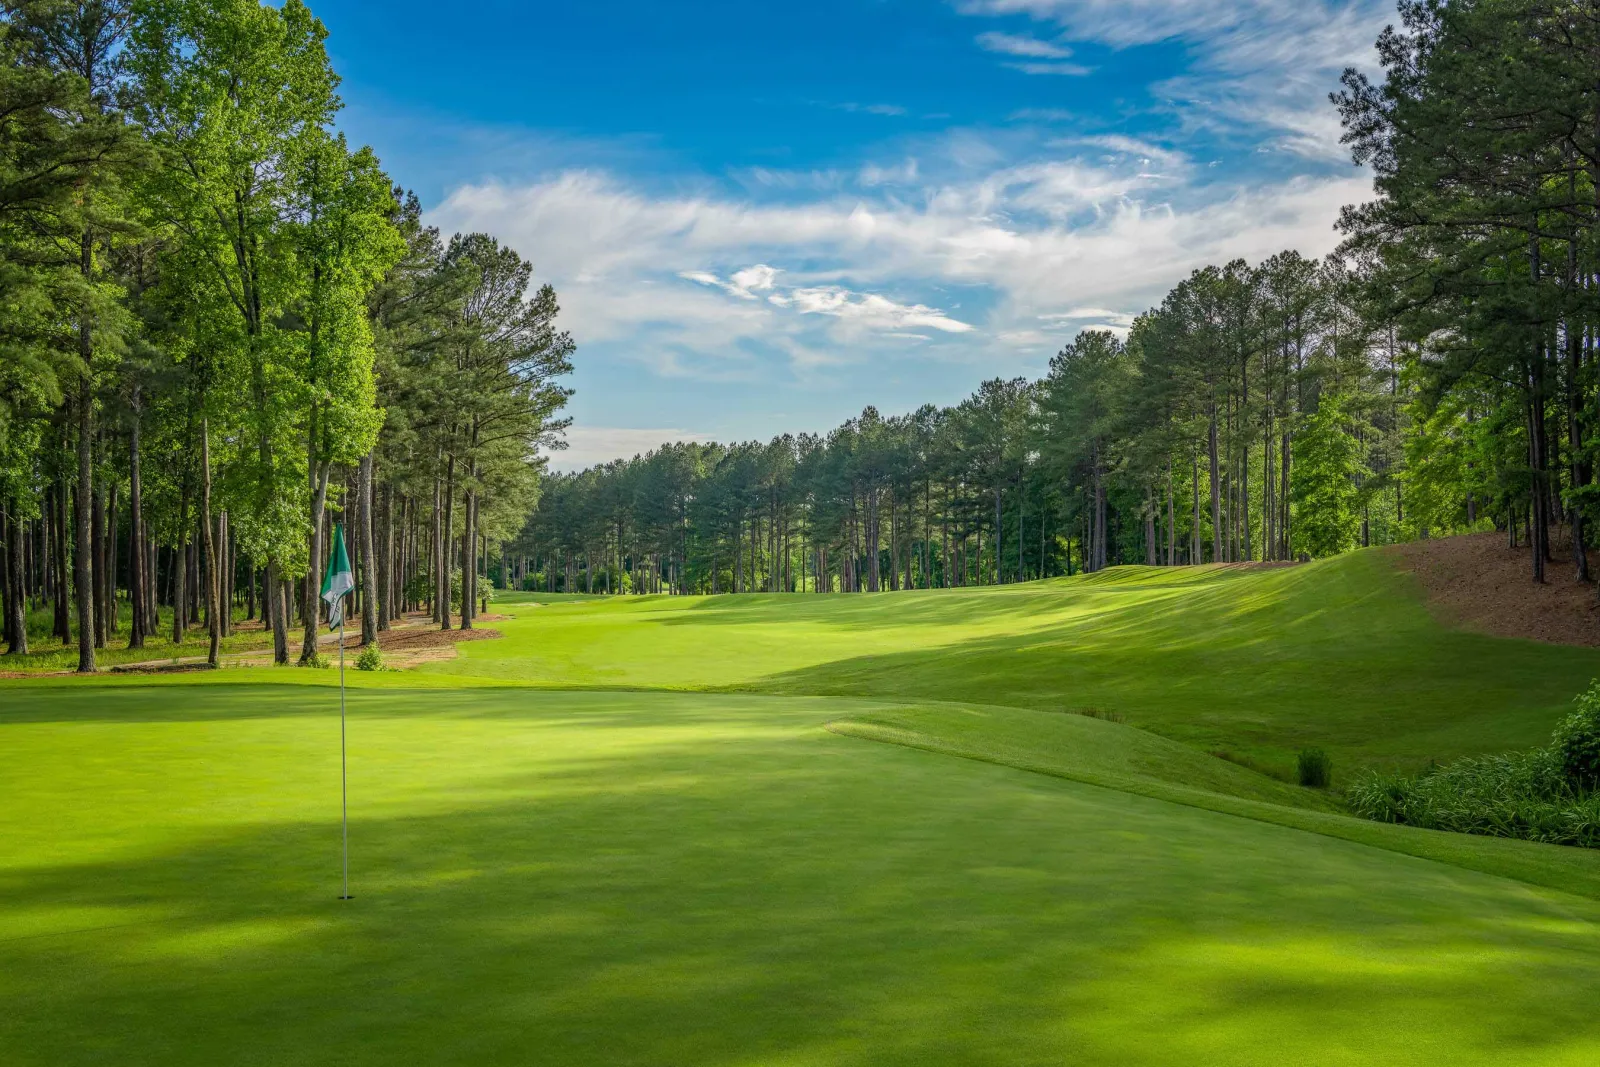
[
  {"left": 1347, "top": 750, "right": 1600, "bottom": 848},
  {"left": 1349, "top": 680, "right": 1600, "bottom": 848},
  {"left": 302, "top": 652, "right": 332, "bottom": 670},
  {"left": 1553, "top": 681, "right": 1600, "bottom": 790},
  {"left": 1297, "top": 748, "right": 1332, "bottom": 788},
  {"left": 355, "top": 644, "right": 385, "bottom": 672}
]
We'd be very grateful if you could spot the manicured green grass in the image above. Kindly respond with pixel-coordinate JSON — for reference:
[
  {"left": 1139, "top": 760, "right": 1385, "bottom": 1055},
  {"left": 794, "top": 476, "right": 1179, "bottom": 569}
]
[
  {"left": 7, "top": 547, "right": 1600, "bottom": 1063},
  {"left": 444, "top": 552, "right": 1600, "bottom": 781},
  {"left": 7, "top": 685, "right": 1600, "bottom": 1065}
]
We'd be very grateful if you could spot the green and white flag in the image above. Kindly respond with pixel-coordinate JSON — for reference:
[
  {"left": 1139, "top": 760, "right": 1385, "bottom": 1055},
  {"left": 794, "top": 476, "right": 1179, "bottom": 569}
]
[{"left": 320, "top": 524, "right": 355, "bottom": 629}]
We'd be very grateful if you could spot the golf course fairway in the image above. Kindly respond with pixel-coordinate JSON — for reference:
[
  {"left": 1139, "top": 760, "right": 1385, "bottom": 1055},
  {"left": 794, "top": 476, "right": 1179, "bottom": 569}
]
[{"left": 6, "top": 552, "right": 1600, "bottom": 1064}]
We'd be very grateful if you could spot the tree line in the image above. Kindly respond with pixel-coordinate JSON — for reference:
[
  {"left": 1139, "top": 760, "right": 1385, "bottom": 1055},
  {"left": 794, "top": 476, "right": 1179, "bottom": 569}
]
[
  {"left": 516, "top": 0, "right": 1597, "bottom": 596},
  {"left": 0, "top": 0, "right": 573, "bottom": 669}
]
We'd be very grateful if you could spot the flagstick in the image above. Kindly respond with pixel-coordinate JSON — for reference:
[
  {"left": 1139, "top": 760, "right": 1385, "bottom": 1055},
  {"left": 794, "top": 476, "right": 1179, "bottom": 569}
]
[{"left": 339, "top": 615, "right": 351, "bottom": 901}]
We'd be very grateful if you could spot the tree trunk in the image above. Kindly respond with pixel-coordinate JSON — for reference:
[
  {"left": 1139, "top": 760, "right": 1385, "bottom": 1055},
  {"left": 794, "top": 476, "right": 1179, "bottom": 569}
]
[
  {"left": 359, "top": 454, "right": 379, "bottom": 643},
  {"left": 171, "top": 482, "right": 189, "bottom": 646},
  {"left": 128, "top": 401, "right": 145, "bottom": 647},
  {"left": 441, "top": 456, "right": 455, "bottom": 629},
  {"left": 300, "top": 456, "right": 330, "bottom": 662},
  {"left": 1145, "top": 487, "right": 1157, "bottom": 567},
  {"left": 1191, "top": 453, "right": 1202, "bottom": 564},
  {"left": 201, "top": 417, "right": 220, "bottom": 668},
  {"left": 52, "top": 477, "right": 69, "bottom": 642},
  {"left": 74, "top": 377, "right": 95, "bottom": 672},
  {"left": 4, "top": 504, "right": 26, "bottom": 655},
  {"left": 92, "top": 471, "right": 106, "bottom": 648},
  {"left": 462, "top": 482, "right": 477, "bottom": 630},
  {"left": 377, "top": 480, "right": 392, "bottom": 631},
  {"left": 1208, "top": 396, "right": 1222, "bottom": 566}
]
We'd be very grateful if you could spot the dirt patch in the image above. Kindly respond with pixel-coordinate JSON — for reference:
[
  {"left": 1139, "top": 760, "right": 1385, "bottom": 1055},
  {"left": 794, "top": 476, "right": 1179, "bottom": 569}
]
[
  {"left": 376, "top": 626, "right": 502, "bottom": 652},
  {"left": 1386, "top": 531, "right": 1600, "bottom": 647}
]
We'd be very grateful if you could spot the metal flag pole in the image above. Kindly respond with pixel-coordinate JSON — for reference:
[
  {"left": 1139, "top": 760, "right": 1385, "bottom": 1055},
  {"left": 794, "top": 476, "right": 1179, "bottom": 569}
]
[
  {"left": 339, "top": 613, "right": 351, "bottom": 901},
  {"left": 322, "top": 522, "right": 356, "bottom": 902}
]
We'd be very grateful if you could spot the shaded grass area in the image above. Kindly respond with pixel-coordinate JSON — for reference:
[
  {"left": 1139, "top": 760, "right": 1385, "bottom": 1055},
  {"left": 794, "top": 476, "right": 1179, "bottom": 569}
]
[
  {"left": 436, "top": 553, "right": 1600, "bottom": 783},
  {"left": 5, "top": 602, "right": 273, "bottom": 673},
  {"left": 828, "top": 702, "right": 1600, "bottom": 903},
  {"left": 7, "top": 686, "right": 1600, "bottom": 1065}
]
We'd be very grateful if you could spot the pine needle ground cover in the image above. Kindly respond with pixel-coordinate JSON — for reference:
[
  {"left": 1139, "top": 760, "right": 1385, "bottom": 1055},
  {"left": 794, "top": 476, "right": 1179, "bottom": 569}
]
[{"left": 7, "top": 551, "right": 1600, "bottom": 1064}]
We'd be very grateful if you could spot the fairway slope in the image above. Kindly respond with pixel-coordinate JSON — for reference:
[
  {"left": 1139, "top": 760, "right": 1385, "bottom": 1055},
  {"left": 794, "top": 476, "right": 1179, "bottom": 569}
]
[{"left": 430, "top": 549, "right": 1600, "bottom": 785}]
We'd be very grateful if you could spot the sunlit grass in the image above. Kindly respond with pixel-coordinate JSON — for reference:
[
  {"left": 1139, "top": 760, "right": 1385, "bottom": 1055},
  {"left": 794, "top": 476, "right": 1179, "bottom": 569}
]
[
  {"left": 8, "top": 546, "right": 1600, "bottom": 1062},
  {"left": 6, "top": 687, "right": 1600, "bottom": 1064}
]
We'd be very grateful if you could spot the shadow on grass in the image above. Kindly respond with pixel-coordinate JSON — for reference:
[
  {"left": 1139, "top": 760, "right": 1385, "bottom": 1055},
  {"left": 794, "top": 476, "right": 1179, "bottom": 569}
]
[{"left": 5, "top": 716, "right": 1600, "bottom": 1066}]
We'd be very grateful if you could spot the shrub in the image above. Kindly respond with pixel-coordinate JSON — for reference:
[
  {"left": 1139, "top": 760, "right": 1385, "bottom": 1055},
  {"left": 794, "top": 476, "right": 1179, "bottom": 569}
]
[
  {"left": 355, "top": 645, "right": 385, "bottom": 672},
  {"left": 1553, "top": 682, "right": 1600, "bottom": 791},
  {"left": 1347, "top": 750, "right": 1600, "bottom": 848},
  {"left": 302, "top": 652, "right": 331, "bottom": 670},
  {"left": 1297, "top": 748, "right": 1332, "bottom": 788},
  {"left": 1348, "top": 680, "right": 1600, "bottom": 849}
]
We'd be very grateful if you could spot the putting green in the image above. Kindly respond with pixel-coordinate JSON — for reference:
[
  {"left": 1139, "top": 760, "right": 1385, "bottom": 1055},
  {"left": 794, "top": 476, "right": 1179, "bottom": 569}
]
[
  {"left": 4, "top": 685, "right": 1600, "bottom": 1065},
  {"left": 7, "top": 552, "right": 1600, "bottom": 1063}
]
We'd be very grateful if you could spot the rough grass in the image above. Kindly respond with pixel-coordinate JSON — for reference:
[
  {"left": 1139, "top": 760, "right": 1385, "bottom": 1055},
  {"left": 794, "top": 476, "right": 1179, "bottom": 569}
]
[{"left": 9, "top": 546, "right": 1600, "bottom": 1062}]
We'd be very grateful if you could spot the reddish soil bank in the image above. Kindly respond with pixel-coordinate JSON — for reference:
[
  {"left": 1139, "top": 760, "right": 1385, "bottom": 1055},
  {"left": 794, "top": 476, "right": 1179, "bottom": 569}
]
[
  {"left": 1386, "top": 531, "right": 1600, "bottom": 648},
  {"left": 376, "top": 625, "right": 502, "bottom": 653}
]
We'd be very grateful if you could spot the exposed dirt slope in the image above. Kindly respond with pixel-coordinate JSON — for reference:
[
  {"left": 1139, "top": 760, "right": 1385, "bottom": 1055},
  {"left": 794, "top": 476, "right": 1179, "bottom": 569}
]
[{"left": 1387, "top": 531, "right": 1600, "bottom": 647}]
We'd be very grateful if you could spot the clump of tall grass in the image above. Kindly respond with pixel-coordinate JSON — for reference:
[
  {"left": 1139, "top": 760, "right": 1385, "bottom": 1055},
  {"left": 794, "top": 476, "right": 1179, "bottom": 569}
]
[
  {"left": 1297, "top": 748, "right": 1332, "bottom": 788},
  {"left": 1348, "top": 681, "right": 1600, "bottom": 848},
  {"left": 1069, "top": 706, "right": 1125, "bottom": 724}
]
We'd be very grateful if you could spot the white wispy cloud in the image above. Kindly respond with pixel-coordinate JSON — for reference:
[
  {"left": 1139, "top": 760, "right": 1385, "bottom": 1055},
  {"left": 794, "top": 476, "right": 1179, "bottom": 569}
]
[
  {"left": 962, "top": 0, "right": 1389, "bottom": 156},
  {"left": 832, "top": 101, "right": 909, "bottom": 117},
  {"left": 429, "top": 157, "right": 1368, "bottom": 379},
  {"left": 789, "top": 287, "right": 974, "bottom": 334},
  {"left": 1004, "top": 60, "right": 1093, "bottom": 76},
  {"left": 681, "top": 268, "right": 974, "bottom": 335},
  {"left": 976, "top": 30, "right": 1074, "bottom": 58}
]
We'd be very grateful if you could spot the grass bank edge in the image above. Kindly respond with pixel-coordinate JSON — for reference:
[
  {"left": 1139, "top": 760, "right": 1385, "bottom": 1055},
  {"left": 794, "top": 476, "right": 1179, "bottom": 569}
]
[{"left": 829, "top": 704, "right": 1600, "bottom": 903}]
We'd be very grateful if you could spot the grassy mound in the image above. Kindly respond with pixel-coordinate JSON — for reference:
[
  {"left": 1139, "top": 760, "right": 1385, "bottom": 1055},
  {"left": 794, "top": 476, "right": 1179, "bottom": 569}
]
[{"left": 438, "top": 551, "right": 1600, "bottom": 784}]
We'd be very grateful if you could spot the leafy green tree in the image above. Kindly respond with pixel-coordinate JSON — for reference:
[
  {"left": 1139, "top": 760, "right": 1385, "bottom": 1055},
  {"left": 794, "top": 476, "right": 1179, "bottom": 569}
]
[{"left": 1292, "top": 394, "right": 1364, "bottom": 558}]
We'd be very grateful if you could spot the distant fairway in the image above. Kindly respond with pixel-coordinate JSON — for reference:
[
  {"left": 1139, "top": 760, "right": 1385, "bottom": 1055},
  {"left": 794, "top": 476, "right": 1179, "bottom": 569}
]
[{"left": 7, "top": 550, "right": 1600, "bottom": 1064}]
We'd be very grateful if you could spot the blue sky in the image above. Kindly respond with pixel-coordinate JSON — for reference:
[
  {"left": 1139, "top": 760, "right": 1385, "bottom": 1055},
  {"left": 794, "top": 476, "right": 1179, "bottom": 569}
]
[{"left": 315, "top": 0, "right": 1391, "bottom": 468}]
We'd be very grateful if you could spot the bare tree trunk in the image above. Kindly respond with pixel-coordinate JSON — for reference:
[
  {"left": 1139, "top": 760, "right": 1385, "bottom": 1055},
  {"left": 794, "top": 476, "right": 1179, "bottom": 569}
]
[
  {"left": 1208, "top": 400, "right": 1222, "bottom": 565},
  {"left": 441, "top": 456, "right": 455, "bottom": 629},
  {"left": 462, "top": 480, "right": 477, "bottom": 630},
  {"left": 171, "top": 481, "right": 189, "bottom": 646},
  {"left": 300, "top": 455, "right": 330, "bottom": 662},
  {"left": 377, "top": 480, "right": 392, "bottom": 631},
  {"left": 74, "top": 377, "right": 95, "bottom": 672},
  {"left": 4, "top": 504, "right": 26, "bottom": 655},
  {"left": 358, "top": 454, "right": 379, "bottom": 643},
  {"left": 108, "top": 479, "right": 120, "bottom": 637},
  {"left": 1191, "top": 453, "right": 1202, "bottom": 564},
  {"left": 92, "top": 471, "right": 106, "bottom": 648},
  {"left": 201, "top": 418, "right": 220, "bottom": 668},
  {"left": 52, "top": 476, "right": 69, "bottom": 642}
]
